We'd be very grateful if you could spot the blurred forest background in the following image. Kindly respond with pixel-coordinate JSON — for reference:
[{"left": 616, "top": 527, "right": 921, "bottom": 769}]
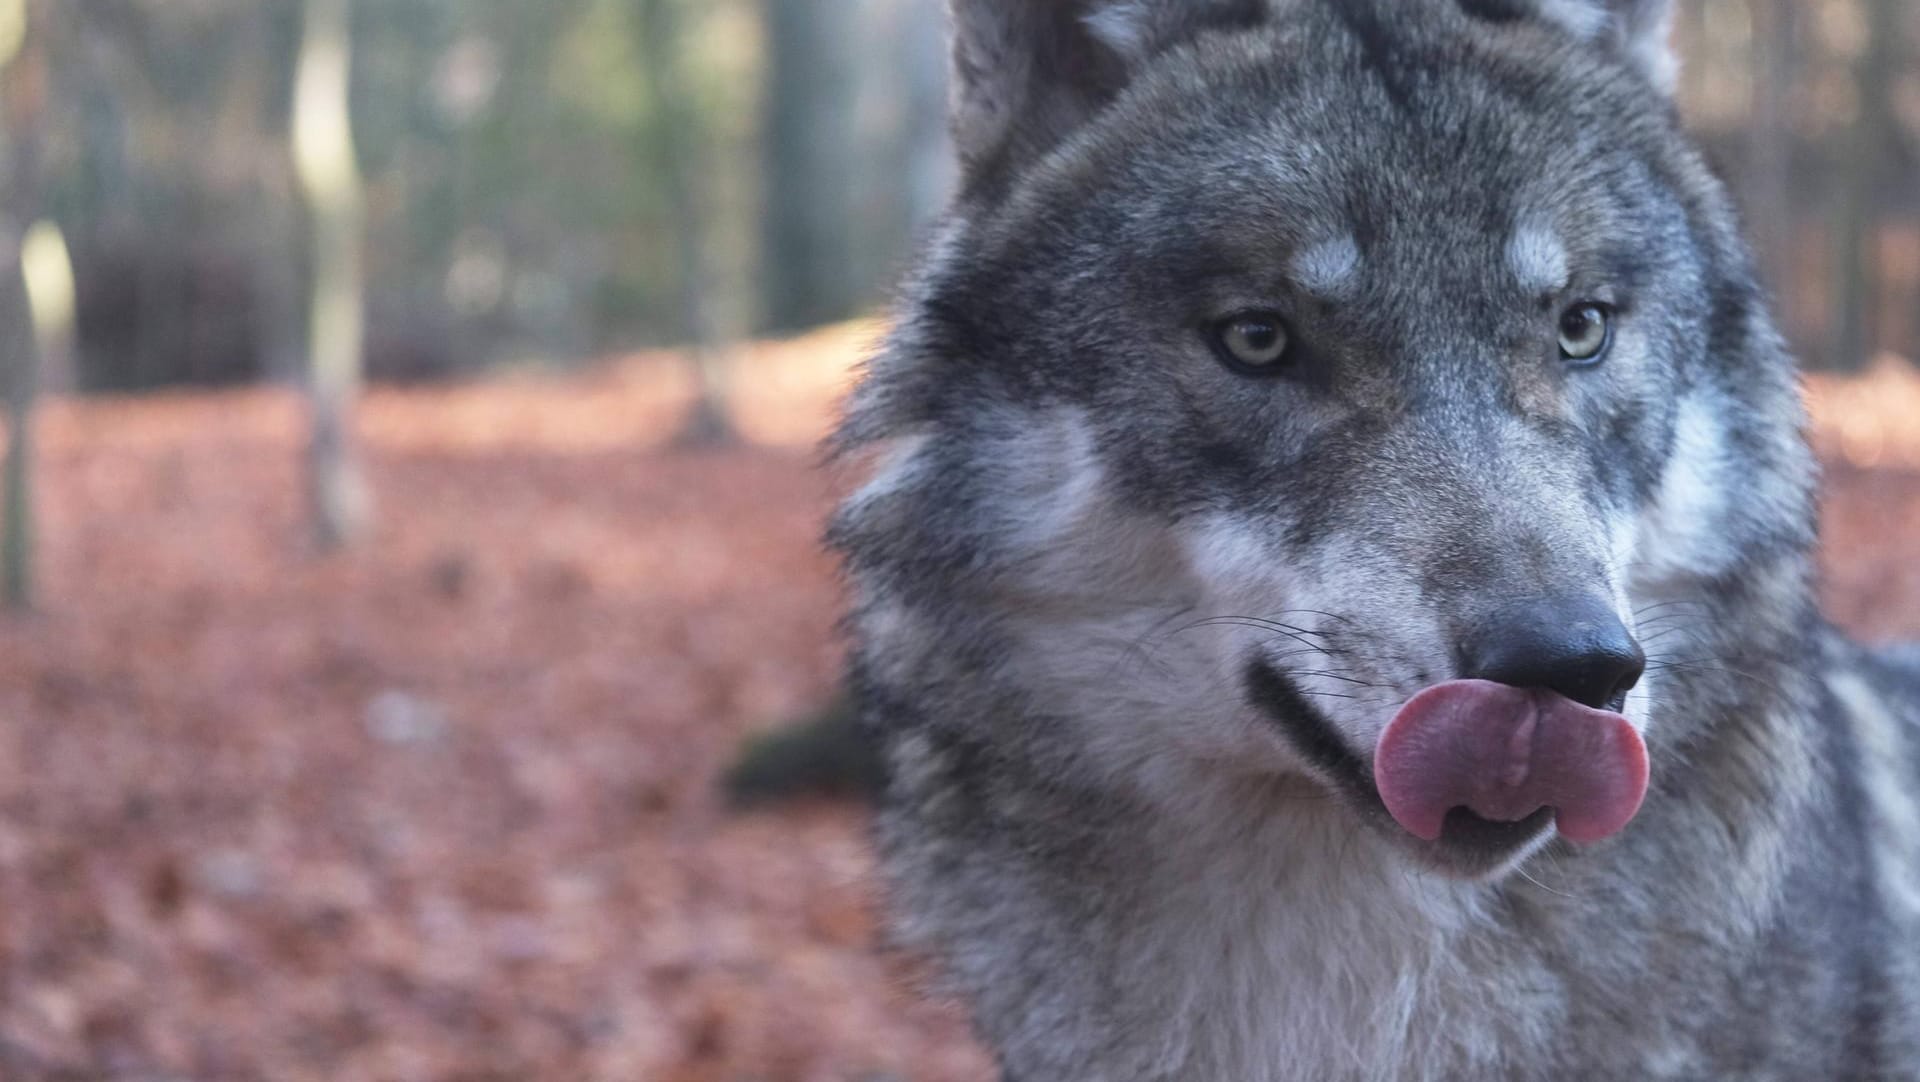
[
  {"left": 0, "top": 2, "right": 1914, "bottom": 1081},
  {"left": 5, "top": 0, "right": 1917, "bottom": 400},
  {"left": 8, "top": 0, "right": 952, "bottom": 397}
]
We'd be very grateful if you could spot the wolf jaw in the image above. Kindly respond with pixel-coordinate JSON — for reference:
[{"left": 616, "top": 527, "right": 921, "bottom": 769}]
[{"left": 833, "top": 0, "right": 1920, "bottom": 1078}]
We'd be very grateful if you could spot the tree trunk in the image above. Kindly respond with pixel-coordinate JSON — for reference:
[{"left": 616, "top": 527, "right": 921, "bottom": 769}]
[
  {"left": 1, "top": 224, "right": 33, "bottom": 613},
  {"left": 635, "top": 0, "right": 736, "bottom": 447},
  {"left": 897, "top": 0, "right": 954, "bottom": 236},
  {"left": 1, "top": 0, "right": 45, "bottom": 612},
  {"left": 1744, "top": 0, "right": 1795, "bottom": 312},
  {"left": 294, "top": 0, "right": 370, "bottom": 551},
  {"left": 9, "top": 222, "right": 71, "bottom": 614},
  {"left": 758, "top": 0, "right": 864, "bottom": 333},
  {"left": 1829, "top": 0, "right": 1900, "bottom": 372}
]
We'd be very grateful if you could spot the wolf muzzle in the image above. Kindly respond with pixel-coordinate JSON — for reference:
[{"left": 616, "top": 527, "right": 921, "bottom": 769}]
[
  {"left": 1376, "top": 596, "right": 1650, "bottom": 845},
  {"left": 1375, "top": 680, "right": 1649, "bottom": 844}
]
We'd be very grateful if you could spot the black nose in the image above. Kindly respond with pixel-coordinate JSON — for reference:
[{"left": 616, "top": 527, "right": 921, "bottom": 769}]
[{"left": 1459, "top": 594, "right": 1645, "bottom": 710}]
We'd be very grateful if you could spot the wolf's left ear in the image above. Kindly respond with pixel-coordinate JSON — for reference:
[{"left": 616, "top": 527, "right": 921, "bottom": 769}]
[
  {"left": 948, "top": 0, "right": 1264, "bottom": 199},
  {"left": 1517, "top": 0, "right": 1679, "bottom": 93}
]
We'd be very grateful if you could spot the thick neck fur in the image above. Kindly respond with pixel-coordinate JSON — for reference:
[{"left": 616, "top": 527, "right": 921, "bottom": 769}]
[
  {"left": 1082, "top": 768, "right": 1545, "bottom": 1082},
  {"left": 890, "top": 605, "right": 1833, "bottom": 1082},
  {"left": 857, "top": 473, "right": 1836, "bottom": 1078}
]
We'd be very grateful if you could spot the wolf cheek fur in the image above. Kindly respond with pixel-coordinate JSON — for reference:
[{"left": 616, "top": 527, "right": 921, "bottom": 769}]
[{"left": 832, "top": 1, "right": 1920, "bottom": 1079}]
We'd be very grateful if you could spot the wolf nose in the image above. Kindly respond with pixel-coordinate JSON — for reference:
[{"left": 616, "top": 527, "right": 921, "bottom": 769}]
[{"left": 1459, "top": 595, "right": 1645, "bottom": 709}]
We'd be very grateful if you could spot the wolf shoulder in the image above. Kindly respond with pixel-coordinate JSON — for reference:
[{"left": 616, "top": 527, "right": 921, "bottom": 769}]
[
  {"left": 1819, "top": 633, "right": 1920, "bottom": 808},
  {"left": 1835, "top": 636, "right": 1920, "bottom": 735},
  {"left": 1864, "top": 641, "right": 1920, "bottom": 697}
]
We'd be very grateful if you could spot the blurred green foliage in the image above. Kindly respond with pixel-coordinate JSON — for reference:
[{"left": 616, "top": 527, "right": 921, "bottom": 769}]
[
  {"left": 9, "top": 0, "right": 1919, "bottom": 392},
  {"left": 35, "top": 0, "right": 820, "bottom": 390}
]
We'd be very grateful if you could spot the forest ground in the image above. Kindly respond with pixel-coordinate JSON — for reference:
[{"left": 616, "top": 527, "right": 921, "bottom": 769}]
[{"left": 2, "top": 325, "right": 1919, "bottom": 1081}]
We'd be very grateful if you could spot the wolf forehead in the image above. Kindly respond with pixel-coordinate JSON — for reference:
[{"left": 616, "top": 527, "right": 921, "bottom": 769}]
[
  {"left": 946, "top": 3, "right": 1700, "bottom": 301},
  {"left": 833, "top": 0, "right": 1741, "bottom": 520}
]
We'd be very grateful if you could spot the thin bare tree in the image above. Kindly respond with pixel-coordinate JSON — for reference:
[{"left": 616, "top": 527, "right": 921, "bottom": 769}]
[
  {"left": 1744, "top": 0, "right": 1796, "bottom": 309},
  {"left": 1, "top": 0, "right": 45, "bottom": 611},
  {"left": 1830, "top": 0, "right": 1902, "bottom": 371},
  {"left": 758, "top": 0, "right": 864, "bottom": 334},
  {"left": 294, "top": 0, "right": 371, "bottom": 549},
  {"left": 635, "top": 0, "right": 737, "bottom": 446}
]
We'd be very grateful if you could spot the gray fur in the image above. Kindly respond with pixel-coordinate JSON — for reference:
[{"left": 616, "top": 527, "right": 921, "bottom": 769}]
[{"left": 835, "top": 1, "right": 1920, "bottom": 1078}]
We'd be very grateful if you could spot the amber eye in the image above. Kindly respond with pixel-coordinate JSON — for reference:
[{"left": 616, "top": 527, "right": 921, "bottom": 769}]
[
  {"left": 1558, "top": 303, "right": 1614, "bottom": 365},
  {"left": 1210, "top": 312, "right": 1292, "bottom": 373}
]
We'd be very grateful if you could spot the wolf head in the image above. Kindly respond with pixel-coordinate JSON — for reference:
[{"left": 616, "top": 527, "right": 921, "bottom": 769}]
[{"left": 835, "top": 0, "right": 1817, "bottom": 878}]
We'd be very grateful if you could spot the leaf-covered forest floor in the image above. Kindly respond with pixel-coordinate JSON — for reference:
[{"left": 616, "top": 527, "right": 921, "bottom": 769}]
[{"left": 1, "top": 326, "right": 1918, "bottom": 1081}]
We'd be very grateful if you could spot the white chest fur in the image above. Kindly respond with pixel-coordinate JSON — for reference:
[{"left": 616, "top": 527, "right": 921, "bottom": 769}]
[{"left": 1110, "top": 797, "right": 1550, "bottom": 1082}]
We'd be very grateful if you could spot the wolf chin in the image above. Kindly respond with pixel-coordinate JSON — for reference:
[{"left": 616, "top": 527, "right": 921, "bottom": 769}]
[{"left": 830, "top": 1, "right": 1920, "bottom": 1078}]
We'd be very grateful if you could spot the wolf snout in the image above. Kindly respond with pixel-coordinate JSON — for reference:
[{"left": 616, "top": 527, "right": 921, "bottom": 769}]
[
  {"left": 1459, "top": 594, "right": 1646, "bottom": 710},
  {"left": 1373, "top": 597, "right": 1651, "bottom": 848}
]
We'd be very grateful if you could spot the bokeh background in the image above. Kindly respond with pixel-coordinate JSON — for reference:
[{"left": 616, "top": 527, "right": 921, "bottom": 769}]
[{"left": 0, "top": 2, "right": 1914, "bottom": 1079}]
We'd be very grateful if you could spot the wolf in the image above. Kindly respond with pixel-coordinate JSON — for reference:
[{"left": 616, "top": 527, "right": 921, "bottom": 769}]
[{"left": 828, "top": 1, "right": 1920, "bottom": 1078}]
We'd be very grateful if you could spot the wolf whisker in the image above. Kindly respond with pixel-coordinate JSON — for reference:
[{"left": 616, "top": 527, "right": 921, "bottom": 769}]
[
  {"left": 1643, "top": 657, "right": 1788, "bottom": 701},
  {"left": 1180, "top": 616, "right": 1332, "bottom": 655},
  {"left": 1284, "top": 669, "right": 1390, "bottom": 688},
  {"left": 1516, "top": 864, "right": 1577, "bottom": 900}
]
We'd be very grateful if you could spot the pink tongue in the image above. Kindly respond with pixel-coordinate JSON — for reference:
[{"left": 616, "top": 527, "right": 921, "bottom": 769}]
[{"left": 1373, "top": 680, "right": 1648, "bottom": 845}]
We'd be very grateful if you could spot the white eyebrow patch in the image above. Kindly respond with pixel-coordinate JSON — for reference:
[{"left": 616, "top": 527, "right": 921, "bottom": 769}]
[
  {"left": 1082, "top": 2, "right": 1155, "bottom": 60},
  {"left": 1291, "top": 235, "right": 1361, "bottom": 298},
  {"left": 1537, "top": 0, "right": 1611, "bottom": 40},
  {"left": 1506, "top": 223, "right": 1570, "bottom": 295}
]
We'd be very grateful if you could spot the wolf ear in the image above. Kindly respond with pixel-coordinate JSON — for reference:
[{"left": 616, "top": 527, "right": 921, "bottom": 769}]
[
  {"left": 1499, "top": 0, "right": 1679, "bottom": 93},
  {"left": 948, "top": 0, "right": 1262, "bottom": 197}
]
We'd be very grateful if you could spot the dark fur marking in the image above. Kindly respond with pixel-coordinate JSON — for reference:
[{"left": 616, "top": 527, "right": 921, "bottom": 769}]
[
  {"left": 1245, "top": 657, "right": 1377, "bottom": 802},
  {"left": 1328, "top": 2, "right": 1417, "bottom": 111},
  {"left": 1705, "top": 275, "right": 1761, "bottom": 365},
  {"left": 1456, "top": 0, "right": 1535, "bottom": 22},
  {"left": 1201, "top": 0, "right": 1273, "bottom": 37}
]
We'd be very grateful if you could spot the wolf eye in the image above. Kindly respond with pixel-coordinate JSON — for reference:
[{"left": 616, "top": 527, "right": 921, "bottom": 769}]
[
  {"left": 1210, "top": 313, "right": 1292, "bottom": 373},
  {"left": 1558, "top": 303, "right": 1613, "bottom": 365}
]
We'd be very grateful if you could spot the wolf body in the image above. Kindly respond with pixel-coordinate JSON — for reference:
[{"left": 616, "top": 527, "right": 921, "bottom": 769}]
[{"left": 831, "top": 1, "right": 1920, "bottom": 1078}]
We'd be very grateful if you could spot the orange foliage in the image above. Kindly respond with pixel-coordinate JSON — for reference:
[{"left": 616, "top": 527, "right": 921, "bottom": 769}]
[{"left": 0, "top": 332, "right": 1913, "bottom": 1080}]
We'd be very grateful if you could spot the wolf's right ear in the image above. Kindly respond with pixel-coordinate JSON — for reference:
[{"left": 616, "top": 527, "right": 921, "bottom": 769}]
[
  {"left": 1463, "top": 0, "right": 1679, "bottom": 94},
  {"left": 948, "top": 0, "right": 1262, "bottom": 198}
]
